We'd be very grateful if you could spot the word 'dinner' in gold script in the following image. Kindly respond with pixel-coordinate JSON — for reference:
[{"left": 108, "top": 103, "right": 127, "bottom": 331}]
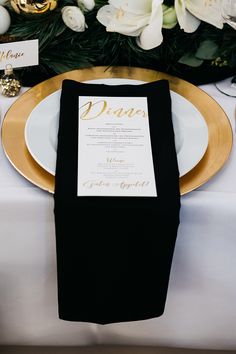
[{"left": 80, "top": 99, "right": 148, "bottom": 120}]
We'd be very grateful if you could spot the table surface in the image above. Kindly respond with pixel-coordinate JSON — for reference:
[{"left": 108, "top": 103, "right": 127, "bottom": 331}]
[{"left": 0, "top": 83, "right": 236, "bottom": 350}]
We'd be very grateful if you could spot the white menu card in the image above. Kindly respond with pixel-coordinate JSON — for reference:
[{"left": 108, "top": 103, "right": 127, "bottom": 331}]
[{"left": 77, "top": 96, "right": 157, "bottom": 197}]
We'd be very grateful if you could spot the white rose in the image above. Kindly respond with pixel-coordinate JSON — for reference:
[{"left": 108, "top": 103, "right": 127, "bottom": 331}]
[
  {"left": 97, "top": 0, "right": 164, "bottom": 50},
  {"left": 61, "top": 6, "right": 87, "bottom": 32},
  {"left": 77, "top": 0, "right": 95, "bottom": 11}
]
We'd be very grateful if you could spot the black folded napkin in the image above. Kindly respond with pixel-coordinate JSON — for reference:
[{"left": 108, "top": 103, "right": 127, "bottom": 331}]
[{"left": 54, "top": 79, "right": 180, "bottom": 324}]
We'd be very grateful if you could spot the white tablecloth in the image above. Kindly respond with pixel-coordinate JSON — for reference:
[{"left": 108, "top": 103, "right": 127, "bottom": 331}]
[{"left": 0, "top": 83, "right": 236, "bottom": 350}]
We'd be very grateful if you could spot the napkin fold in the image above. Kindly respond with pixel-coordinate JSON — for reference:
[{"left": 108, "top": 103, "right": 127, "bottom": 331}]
[{"left": 54, "top": 79, "right": 180, "bottom": 324}]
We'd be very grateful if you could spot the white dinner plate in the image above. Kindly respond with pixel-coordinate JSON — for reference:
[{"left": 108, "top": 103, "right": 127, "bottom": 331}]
[{"left": 24, "top": 78, "right": 208, "bottom": 177}]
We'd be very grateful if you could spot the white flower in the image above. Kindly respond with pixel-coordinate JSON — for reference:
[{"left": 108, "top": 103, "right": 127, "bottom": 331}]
[
  {"left": 97, "top": 0, "right": 164, "bottom": 50},
  {"left": 61, "top": 6, "right": 87, "bottom": 32},
  {"left": 77, "top": 0, "right": 95, "bottom": 11},
  {"left": 175, "top": 0, "right": 223, "bottom": 33}
]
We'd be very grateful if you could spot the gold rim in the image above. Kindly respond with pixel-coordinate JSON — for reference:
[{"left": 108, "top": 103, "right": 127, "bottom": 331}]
[{"left": 1, "top": 66, "right": 233, "bottom": 195}]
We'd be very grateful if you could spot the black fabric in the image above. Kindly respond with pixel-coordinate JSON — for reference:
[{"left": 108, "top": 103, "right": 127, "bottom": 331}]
[{"left": 54, "top": 79, "right": 181, "bottom": 324}]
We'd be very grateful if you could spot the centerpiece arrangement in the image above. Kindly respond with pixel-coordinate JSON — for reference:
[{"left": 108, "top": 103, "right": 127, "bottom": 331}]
[{"left": 0, "top": 0, "right": 235, "bottom": 85}]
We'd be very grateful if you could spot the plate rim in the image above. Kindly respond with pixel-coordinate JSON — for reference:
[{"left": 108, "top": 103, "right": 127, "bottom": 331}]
[
  {"left": 1, "top": 66, "right": 233, "bottom": 195},
  {"left": 24, "top": 82, "right": 209, "bottom": 178}
]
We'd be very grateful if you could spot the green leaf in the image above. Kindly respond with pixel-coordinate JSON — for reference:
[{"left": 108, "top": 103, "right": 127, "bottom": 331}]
[
  {"left": 178, "top": 54, "right": 203, "bottom": 67},
  {"left": 195, "top": 40, "right": 219, "bottom": 60}
]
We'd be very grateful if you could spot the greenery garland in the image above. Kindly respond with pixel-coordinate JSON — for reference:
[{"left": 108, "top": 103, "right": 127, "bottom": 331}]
[{"left": 1, "top": 0, "right": 236, "bottom": 86}]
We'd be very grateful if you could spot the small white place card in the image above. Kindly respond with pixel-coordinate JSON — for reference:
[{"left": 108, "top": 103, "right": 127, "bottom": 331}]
[
  {"left": 77, "top": 96, "right": 157, "bottom": 197},
  {"left": 0, "top": 39, "right": 38, "bottom": 70}
]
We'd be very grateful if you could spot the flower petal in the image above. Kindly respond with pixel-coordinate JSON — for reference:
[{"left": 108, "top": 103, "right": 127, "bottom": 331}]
[
  {"left": 138, "top": 0, "right": 164, "bottom": 50},
  {"left": 109, "top": 0, "right": 152, "bottom": 15},
  {"left": 97, "top": 5, "right": 115, "bottom": 27},
  {"left": 186, "top": 0, "right": 223, "bottom": 29},
  {"left": 175, "top": 0, "right": 200, "bottom": 32},
  {"left": 97, "top": 5, "right": 149, "bottom": 36}
]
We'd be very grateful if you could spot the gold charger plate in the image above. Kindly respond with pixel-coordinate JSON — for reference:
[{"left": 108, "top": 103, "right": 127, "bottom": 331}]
[{"left": 1, "top": 66, "right": 233, "bottom": 195}]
